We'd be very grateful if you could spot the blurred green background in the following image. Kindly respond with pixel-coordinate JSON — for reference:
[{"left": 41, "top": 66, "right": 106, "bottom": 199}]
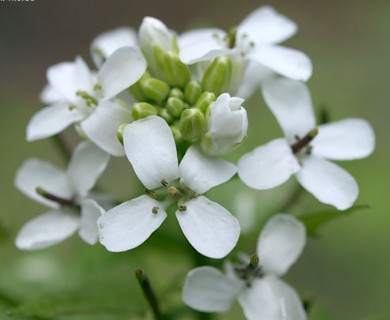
[{"left": 0, "top": 0, "right": 389, "bottom": 319}]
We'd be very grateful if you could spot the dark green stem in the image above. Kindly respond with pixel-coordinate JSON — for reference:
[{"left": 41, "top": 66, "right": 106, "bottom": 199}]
[{"left": 135, "top": 269, "right": 164, "bottom": 320}]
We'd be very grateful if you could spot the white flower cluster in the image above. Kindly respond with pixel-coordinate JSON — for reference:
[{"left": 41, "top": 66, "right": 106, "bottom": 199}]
[{"left": 15, "top": 6, "right": 375, "bottom": 320}]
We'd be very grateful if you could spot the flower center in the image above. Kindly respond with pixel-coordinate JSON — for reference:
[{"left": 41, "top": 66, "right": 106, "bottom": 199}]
[
  {"left": 291, "top": 127, "right": 319, "bottom": 155},
  {"left": 234, "top": 254, "right": 264, "bottom": 287}
]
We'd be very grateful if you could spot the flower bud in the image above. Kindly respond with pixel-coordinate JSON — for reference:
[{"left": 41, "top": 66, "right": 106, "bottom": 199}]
[
  {"left": 184, "top": 81, "right": 202, "bottom": 105},
  {"left": 169, "top": 87, "right": 184, "bottom": 100},
  {"left": 163, "top": 51, "right": 191, "bottom": 88},
  {"left": 132, "top": 102, "right": 158, "bottom": 120},
  {"left": 202, "top": 56, "right": 232, "bottom": 96},
  {"left": 138, "top": 17, "right": 176, "bottom": 78},
  {"left": 166, "top": 97, "right": 184, "bottom": 118},
  {"left": 179, "top": 108, "right": 205, "bottom": 142},
  {"left": 170, "top": 124, "right": 184, "bottom": 144},
  {"left": 117, "top": 123, "right": 128, "bottom": 145},
  {"left": 128, "top": 71, "right": 151, "bottom": 101},
  {"left": 201, "top": 93, "right": 248, "bottom": 156},
  {"left": 194, "top": 91, "right": 216, "bottom": 114},
  {"left": 141, "top": 77, "right": 170, "bottom": 102},
  {"left": 159, "top": 108, "right": 174, "bottom": 124}
]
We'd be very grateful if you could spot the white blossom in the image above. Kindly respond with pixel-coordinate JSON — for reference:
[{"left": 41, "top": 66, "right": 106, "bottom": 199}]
[
  {"left": 27, "top": 47, "right": 146, "bottom": 156},
  {"left": 178, "top": 6, "right": 312, "bottom": 97},
  {"left": 98, "top": 116, "right": 240, "bottom": 258},
  {"left": 15, "top": 141, "right": 109, "bottom": 250},
  {"left": 201, "top": 93, "right": 248, "bottom": 156},
  {"left": 238, "top": 78, "right": 375, "bottom": 210},
  {"left": 183, "top": 214, "right": 307, "bottom": 320}
]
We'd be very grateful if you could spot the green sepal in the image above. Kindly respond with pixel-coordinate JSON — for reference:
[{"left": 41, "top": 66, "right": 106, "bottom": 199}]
[
  {"left": 179, "top": 108, "right": 205, "bottom": 142},
  {"left": 298, "top": 204, "right": 371, "bottom": 237},
  {"left": 141, "top": 77, "right": 170, "bottom": 103},
  {"left": 184, "top": 81, "right": 202, "bottom": 105},
  {"left": 163, "top": 51, "right": 191, "bottom": 89},
  {"left": 132, "top": 102, "right": 158, "bottom": 121},
  {"left": 128, "top": 71, "right": 151, "bottom": 101},
  {"left": 202, "top": 56, "right": 232, "bottom": 96},
  {"left": 166, "top": 97, "right": 184, "bottom": 118},
  {"left": 194, "top": 91, "right": 216, "bottom": 114}
]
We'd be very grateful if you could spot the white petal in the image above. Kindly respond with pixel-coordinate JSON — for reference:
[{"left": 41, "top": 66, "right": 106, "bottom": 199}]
[
  {"left": 47, "top": 56, "right": 94, "bottom": 102},
  {"left": 90, "top": 27, "right": 138, "bottom": 67},
  {"left": 239, "top": 276, "right": 306, "bottom": 320},
  {"left": 15, "top": 159, "right": 73, "bottom": 208},
  {"left": 238, "top": 139, "right": 300, "bottom": 190},
  {"left": 235, "top": 62, "right": 273, "bottom": 98},
  {"left": 183, "top": 266, "right": 243, "bottom": 312},
  {"left": 179, "top": 146, "right": 237, "bottom": 194},
  {"left": 67, "top": 141, "right": 109, "bottom": 197},
  {"left": 312, "top": 118, "right": 375, "bottom": 160},
  {"left": 39, "top": 84, "right": 64, "bottom": 104},
  {"left": 257, "top": 214, "right": 306, "bottom": 276},
  {"left": 98, "top": 195, "right": 167, "bottom": 252},
  {"left": 176, "top": 196, "right": 240, "bottom": 259},
  {"left": 249, "top": 45, "right": 312, "bottom": 81},
  {"left": 296, "top": 156, "right": 359, "bottom": 210},
  {"left": 98, "top": 47, "right": 146, "bottom": 99},
  {"left": 123, "top": 116, "right": 179, "bottom": 190},
  {"left": 79, "top": 199, "right": 105, "bottom": 245},
  {"left": 178, "top": 29, "right": 230, "bottom": 64},
  {"left": 15, "top": 210, "right": 79, "bottom": 250},
  {"left": 26, "top": 103, "right": 85, "bottom": 141},
  {"left": 262, "top": 77, "right": 316, "bottom": 141},
  {"left": 237, "top": 6, "right": 297, "bottom": 45},
  {"left": 80, "top": 100, "right": 131, "bottom": 156}
]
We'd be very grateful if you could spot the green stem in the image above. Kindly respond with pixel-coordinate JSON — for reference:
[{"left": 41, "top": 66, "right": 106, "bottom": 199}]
[
  {"left": 51, "top": 134, "right": 72, "bottom": 162},
  {"left": 135, "top": 269, "right": 164, "bottom": 320}
]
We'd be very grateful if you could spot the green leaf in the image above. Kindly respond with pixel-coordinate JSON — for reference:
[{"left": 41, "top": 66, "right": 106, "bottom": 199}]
[{"left": 298, "top": 204, "right": 371, "bottom": 237}]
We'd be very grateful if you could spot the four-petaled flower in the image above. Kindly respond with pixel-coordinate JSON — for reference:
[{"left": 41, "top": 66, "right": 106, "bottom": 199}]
[
  {"left": 178, "top": 6, "right": 312, "bottom": 98},
  {"left": 98, "top": 116, "right": 241, "bottom": 258},
  {"left": 238, "top": 78, "right": 375, "bottom": 210},
  {"left": 183, "top": 214, "right": 307, "bottom": 320},
  {"left": 28, "top": 47, "right": 147, "bottom": 156},
  {"left": 15, "top": 142, "right": 110, "bottom": 250}
]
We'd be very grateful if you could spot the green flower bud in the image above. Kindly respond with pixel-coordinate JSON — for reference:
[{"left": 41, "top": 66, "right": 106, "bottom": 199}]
[
  {"left": 128, "top": 71, "right": 151, "bottom": 101},
  {"left": 163, "top": 51, "right": 191, "bottom": 89},
  {"left": 179, "top": 108, "right": 205, "bottom": 142},
  {"left": 194, "top": 91, "right": 216, "bottom": 114},
  {"left": 117, "top": 123, "right": 128, "bottom": 145},
  {"left": 170, "top": 124, "right": 183, "bottom": 145},
  {"left": 184, "top": 81, "right": 202, "bottom": 105},
  {"left": 169, "top": 87, "right": 184, "bottom": 100},
  {"left": 166, "top": 97, "right": 184, "bottom": 118},
  {"left": 132, "top": 102, "right": 158, "bottom": 120},
  {"left": 202, "top": 56, "right": 232, "bottom": 96},
  {"left": 159, "top": 108, "right": 174, "bottom": 124},
  {"left": 141, "top": 77, "right": 170, "bottom": 102}
]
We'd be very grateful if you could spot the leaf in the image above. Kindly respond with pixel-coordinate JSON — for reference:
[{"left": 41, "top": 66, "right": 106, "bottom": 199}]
[{"left": 298, "top": 204, "right": 370, "bottom": 237}]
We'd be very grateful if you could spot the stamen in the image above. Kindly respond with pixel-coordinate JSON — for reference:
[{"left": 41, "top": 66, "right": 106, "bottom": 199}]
[
  {"left": 167, "top": 186, "right": 182, "bottom": 197},
  {"left": 76, "top": 90, "right": 98, "bottom": 106},
  {"left": 152, "top": 206, "right": 159, "bottom": 214},
  {"left": 36, "top": 186, "right": 78, "bottom": 208},
  {"left": 291, "top": 128, "right": 319, "bottom": 154}
]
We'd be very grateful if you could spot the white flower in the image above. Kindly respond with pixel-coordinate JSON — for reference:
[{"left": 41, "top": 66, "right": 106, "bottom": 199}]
[
  {"left": 178, "top": 6, "right": 312, "bottom": 96},
  {"left": 98, "top": 116, "right": 240, "bottom": 258},
  {"left": 27, "top": 47, "right": 147, "bottom": 156},
  {"left": 183, "top": 214, "right": 307, "bottom": 320},
  {"left": 238, "top": 78, "right": 376, "bottom": 210},
  {"left": 15, "top": 141, "right": 109, "bottom": 250},
  {"left": 90, "top": 27, "right": 138, "bottom": 67},
  {"left": 201, "top": 93, "right": 248, "bottom": 156}
]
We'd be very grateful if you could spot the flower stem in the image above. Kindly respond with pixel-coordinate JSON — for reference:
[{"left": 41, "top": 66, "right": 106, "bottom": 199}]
[{"left": 135, "top": 269, "right": 164, "bottom": 320}]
